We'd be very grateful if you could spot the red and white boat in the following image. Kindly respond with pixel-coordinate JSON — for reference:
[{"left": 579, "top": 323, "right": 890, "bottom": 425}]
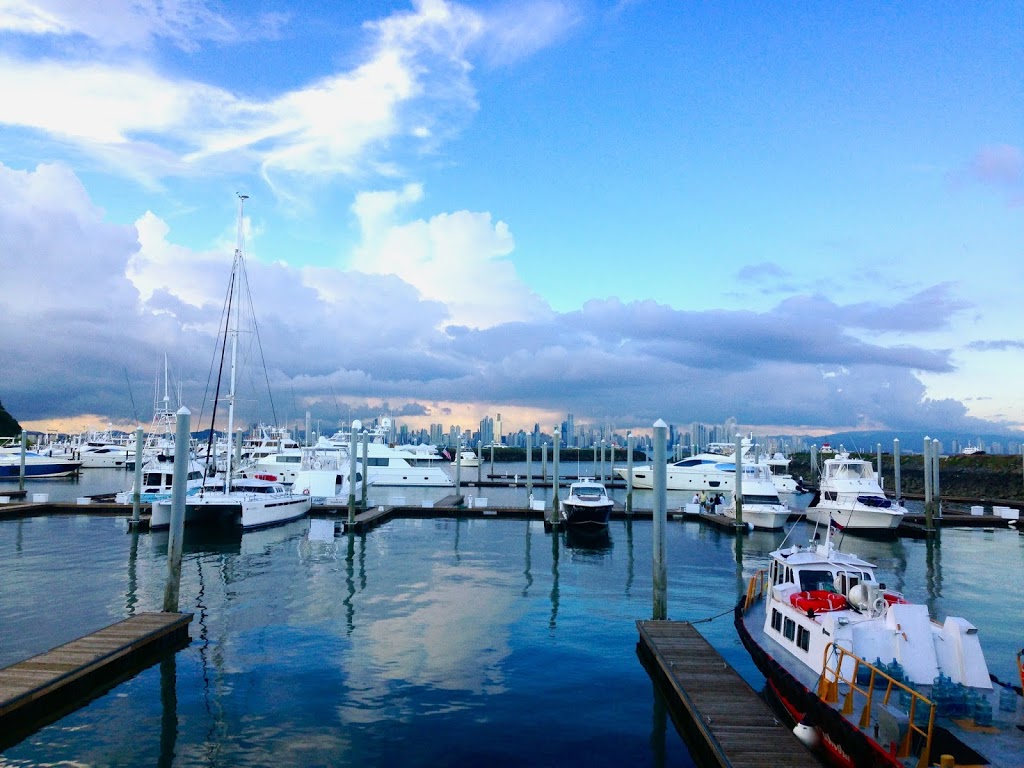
[{"left": 735, "top": 521, "right": 1024, "bottom": 767}]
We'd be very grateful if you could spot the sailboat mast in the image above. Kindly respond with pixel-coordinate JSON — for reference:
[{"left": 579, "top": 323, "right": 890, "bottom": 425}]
[{"left": 226, "top": 194, "right": 248, "bottom": 487}]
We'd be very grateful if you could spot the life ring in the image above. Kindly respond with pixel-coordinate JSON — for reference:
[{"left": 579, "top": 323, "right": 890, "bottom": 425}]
[
  {"left": 790, "top": 590, "right": 848, "bottom": 613},
  {"left": 882, "top": 592, "right": 908, "bottom": 605},
  {"left": 302, "top": 488, "right": 310, "bottom": 495},
  {"left": 312, "top": 460, "right": 322, "bottom": 470}
]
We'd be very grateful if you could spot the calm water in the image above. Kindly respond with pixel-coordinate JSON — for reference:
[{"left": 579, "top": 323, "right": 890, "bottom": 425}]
[{"left": 2, "top": 469, "right": 1023, "bottom": 767}]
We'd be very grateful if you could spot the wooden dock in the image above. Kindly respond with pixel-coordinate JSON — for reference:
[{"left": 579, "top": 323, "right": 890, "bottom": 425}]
[
  {"left": 637, "top": 620, "right": 821, "bottom": 768},
  {"left": 0, "top": 612, "right": 191, "bottom": 747}
]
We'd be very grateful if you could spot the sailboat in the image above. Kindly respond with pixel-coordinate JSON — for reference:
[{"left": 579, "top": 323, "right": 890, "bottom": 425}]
[{"left": 151, "top": 195, "right": 310, "bottom": 531}]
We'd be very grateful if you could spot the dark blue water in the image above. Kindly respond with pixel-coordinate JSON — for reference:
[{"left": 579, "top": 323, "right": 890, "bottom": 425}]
[{"left": 2, "top": 470, "right": 1022, "bottom": 767}]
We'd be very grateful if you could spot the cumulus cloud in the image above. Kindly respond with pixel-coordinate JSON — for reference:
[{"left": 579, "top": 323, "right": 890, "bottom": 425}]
[
  {"left": 0, "top": 161, "right": 1009, "bottom": 437},
  {"left": 348, "top": 184, "right": 552, "bottom": 327}
]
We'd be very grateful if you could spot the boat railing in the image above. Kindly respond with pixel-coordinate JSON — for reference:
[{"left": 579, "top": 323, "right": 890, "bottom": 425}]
[
  {"left": 742, "top": 569, "right": 769, "bottom": 612},
  {"left": 817, "top": 642, "right": 935, "bottom": 767}
]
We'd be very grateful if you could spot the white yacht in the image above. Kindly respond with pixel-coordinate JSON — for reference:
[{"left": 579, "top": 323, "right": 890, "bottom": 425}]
[
  {"left": 319, "top": 420, "right": 453, "bottom": 487},
  {"left": 803, "top": 452, "right": 905, "bottom": 532},
  {"left": 758, "top": 452, "right": 803, "bottom": 495},
  {"left": 615, "top": 440, "right": 752, "bottom": 492},
  {"left": 451, "top": 449, "right": 479, "bottom": 468},
  {"left": 718, "top": 464, "right": 791, "bottom": 530},
  {"left": 291, "top": 448, "right": 370, "bottom": 506}
]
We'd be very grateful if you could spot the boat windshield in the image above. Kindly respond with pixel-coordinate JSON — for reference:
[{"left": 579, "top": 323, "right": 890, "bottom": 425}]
[
  {"left": 797, "top": 569, "right": 838, "bottom": 592},
  {"left": 742, "top": 494, "right": 781, "bottom": 505},
  {"left": 857, "top": 495, "right": 892, "bottom": 508}
]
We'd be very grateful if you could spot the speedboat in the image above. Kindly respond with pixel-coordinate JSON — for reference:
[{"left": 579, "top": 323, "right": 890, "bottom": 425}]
[
  {"left": 560, "top": 478, "right": 614, "bottom": 527},
  {"left": 0, "top": 440, "right": 82, "bottom": 478},
  {"left": 735, "top": 523, "right": 1024, "bottom": 768},
  {"left": 804, "top": 453, "right": 905, "bottom": 532},
  {"left": 719, "top": 464, "right": 791, "bottom": 530},
  {"left": 615, "top": 440, "right": 752, "bottom": 492},
  {"left": 451, "top": 449, "right": 480, "bottom": 468}
]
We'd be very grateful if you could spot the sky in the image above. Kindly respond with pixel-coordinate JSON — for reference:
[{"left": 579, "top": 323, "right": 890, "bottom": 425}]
[{"left": 2, "top": 0, "right": 1023, "bottom": 440}]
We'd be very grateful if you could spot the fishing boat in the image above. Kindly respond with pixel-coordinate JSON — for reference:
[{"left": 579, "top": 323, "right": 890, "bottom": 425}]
[
  {"left": 115, "top": 454, "right": 211, "bottom": 504},
  {"left": 735, "top": 521, "right": 1024, "bottom": 768},
  {"left": 290, "top": 447, "right": 371, "bottom": 506},
  {"left": 560, "top": 478, "right": 614, "bottom": 527},
  {"left": 152, "top": 195, "right": 310, "bottom": 531},
  {"left": 719, "top": 464, "right": 791, "bottom": 530},
  {"left": 804, "top": 453, "right": 905, "bottom": 532}
]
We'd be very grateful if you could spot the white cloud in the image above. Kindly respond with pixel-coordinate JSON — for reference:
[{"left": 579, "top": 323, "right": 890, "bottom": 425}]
[
  {"left": 349, "top": 185, "right": 551, "bottom": 328},
  {"left": 0, "top": 0, "right": 266, "bottom": 50}
]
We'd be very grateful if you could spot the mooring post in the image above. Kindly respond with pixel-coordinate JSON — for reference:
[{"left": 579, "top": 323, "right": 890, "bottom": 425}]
[
  {"left": 455, "top": 431, "right": 462, "bottom": 499},
  {"left": 347, "top": 433, "right": 358, "bottom": 525},
  {"left": 652, "top": 419, "right": 668, "bottom": 620},
  {"left": 163, "top": 407, "right": 190, "bottom": 613},
  {"left": 19, "top": 431, "right": 27, "bottom": 492},
  {"left": 490, "top": 442, "right": 496, "bottom": 478},
  {"left": 234, "top": 429, "right": 242, "bottom": 471},
  {"left": 932, "top": 439, "right": 941, "bottom": 518},
  {"left": 361, "top": 431, "right": 369, "bottom": 509},
  {"left": 525, "top": 433, "right": 533, "bottom": 504},
  {"left": 810, "top": 444, "right": 818, "bottom": 486},
  {"left": 734, "top": 433, "right": 744, "bottom": 529},
  {"left": 541, "top": 443, "right": 548, "bottom": 482},
  {"left": 551, "top": 427, "right": 561, "bottom": 525},
  {"left": 923, "top": 436, "right": 933, "bottom": 530},
  {"left": 626, "top": 432, "right": 634, "bottom": 515},
  {"left": 131, "top": 426, "right": 144, "bottom": 526},
  {"left": 893, "top": 438, "right": 901, "bottom": 501},
  {"left": 477, "top": 439, "right": 483, "bottom": 484},
  {"left": 876, "top": 443, "right": 883, "bottom": 489},
  {"left": 601, "top": 439, "right": 607, "bottom": 483}
]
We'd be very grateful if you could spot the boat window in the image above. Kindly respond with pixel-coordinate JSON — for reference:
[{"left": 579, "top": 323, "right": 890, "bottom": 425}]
[
  {"left": 798, "top": 570, "right": 837, "bottom": 592},
  {"left": 783, "top": 617, "right": 796, "bottom": 641},
  {"left": 742, "top": 494, "right": 781, "bottom": 504},
  {"left": 145, "top": 472, "right": 163, "bottom": 485},
  {"left": 771, "top": 609, "right": 782, "bottom": 632},
  {"left": 277, "top": 455, "right": 301, "bottom": 463},
  {"left": 713, "top": 463, "right": 736, "bottom": 472},
  {"left": 796, "top": 626, "right": 810, "bottom": 652},
  {"left": 823, "top": 491, "right": 837, "bottom": 501},
  {"left": 367, "top": 458, "right": 389, "bottom": 466},
  {"left": 857, "top": 495, "right": 891, "bottom": 508}
]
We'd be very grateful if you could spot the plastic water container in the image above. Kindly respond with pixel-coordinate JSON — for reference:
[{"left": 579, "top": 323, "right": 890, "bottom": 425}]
[
  {"left": 76, "top": 497, "right": 92, "bottom": 505},
  {"left": 999, "top": 686, "right": 1018, "bottom": 712},
  {"left": 32, "top": 493, "right": 49, "bottom": 503},
  {"left": 970, "top": 505, "right": 984, "bottom": 516},
  {"left": 0, "top": 496, "right": 10, "bottom": 504}
]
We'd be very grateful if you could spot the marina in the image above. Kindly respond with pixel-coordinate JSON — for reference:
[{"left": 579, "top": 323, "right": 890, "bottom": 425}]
[{"left": 2, "top": 465, "right": 1023, "bottom": 766}]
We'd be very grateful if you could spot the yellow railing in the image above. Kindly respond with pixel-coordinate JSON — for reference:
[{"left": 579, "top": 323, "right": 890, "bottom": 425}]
[
  {"left": 817, "top": 643, "right": 935, "bottom": 768},
  {"left": 743, "top": 569, "right": 769, "bottom": 612}
]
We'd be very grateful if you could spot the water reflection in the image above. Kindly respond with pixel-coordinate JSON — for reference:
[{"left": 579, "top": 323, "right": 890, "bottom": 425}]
[{"left": 563, "top": 526, "right": 612, "bottom": 555}]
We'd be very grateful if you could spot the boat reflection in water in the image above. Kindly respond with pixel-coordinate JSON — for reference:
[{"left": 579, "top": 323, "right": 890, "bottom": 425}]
[{"left": 563, "top": 525, "right": 613, "bottom": 555}]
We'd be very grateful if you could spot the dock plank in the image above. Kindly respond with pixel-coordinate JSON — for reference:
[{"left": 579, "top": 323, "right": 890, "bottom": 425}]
[
  {"left": 637, "top": 620, "right": 822, "bottom": 768},
  {"left": 0, "top": 611, "right": 191, "bottom": 740}
]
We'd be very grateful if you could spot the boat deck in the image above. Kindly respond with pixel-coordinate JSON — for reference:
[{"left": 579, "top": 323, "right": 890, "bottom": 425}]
[{"left": 637, "top": 620, "right": 822, "bottom": 767}]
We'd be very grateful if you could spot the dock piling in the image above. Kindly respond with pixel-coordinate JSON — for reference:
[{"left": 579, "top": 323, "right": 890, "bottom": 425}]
[
  {"left": 652, "top": 419, "right": 667, "bottom": 620},
  {"left": 162, "top": 407, "right": 190, "bottom": 613}
]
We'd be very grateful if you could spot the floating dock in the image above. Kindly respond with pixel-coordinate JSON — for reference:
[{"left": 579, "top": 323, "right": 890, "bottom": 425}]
[
  {"left": 0, "top": 612, "right": 191, "bottom": 748},
  {"left": 637, "top": 620, "right": 821, "bottom": 768}
]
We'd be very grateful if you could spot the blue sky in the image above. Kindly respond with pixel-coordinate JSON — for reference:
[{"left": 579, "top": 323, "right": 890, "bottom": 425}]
[{"left": 2, "top": 0, "right": 1022, "bottom": 439}]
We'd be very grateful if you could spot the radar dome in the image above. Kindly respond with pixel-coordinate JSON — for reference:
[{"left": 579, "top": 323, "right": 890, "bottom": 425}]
[{"left": 351, "top": 419, "right": 362, "bottom": 431}]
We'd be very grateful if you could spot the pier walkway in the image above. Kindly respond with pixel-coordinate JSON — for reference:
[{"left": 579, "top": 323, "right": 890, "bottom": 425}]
[
  {"left": 637, "top": 620, "right": 821, "bottom": 768},
  {"left": 0, "top": 612, "right": 191, "bottom": 747}
]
